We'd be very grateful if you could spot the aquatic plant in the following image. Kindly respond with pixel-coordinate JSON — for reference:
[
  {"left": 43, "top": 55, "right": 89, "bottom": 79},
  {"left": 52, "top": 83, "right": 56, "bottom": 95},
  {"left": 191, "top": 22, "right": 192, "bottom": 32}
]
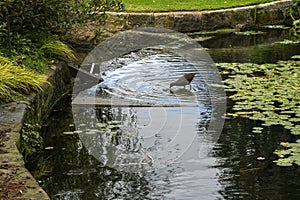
[
  {"left": 234, "top": 31, "right": 265, "bottom": 36},
  {"left": 274, "top": 140, "right": 300, "bottom": 166},
  {"left": 0, "top": 55, "right": 49, "bottom": 102},
  {"left": 291, "top": 19, "right": 300, "bottom": 38},
  {"left": 217, "top": 58, "right": 300, "bottom": 166},
  {"left": 21, "top": 123, "right": 44, "bottom": 161},
  {"left": 290, "top": 0, "right": 300, "bottom": 39}
]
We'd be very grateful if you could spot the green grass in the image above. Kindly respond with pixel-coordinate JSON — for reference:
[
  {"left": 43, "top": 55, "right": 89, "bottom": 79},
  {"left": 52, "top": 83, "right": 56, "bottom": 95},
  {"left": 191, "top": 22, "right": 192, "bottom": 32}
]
[{"left": 122, "top": 0, "right": 276, "bottom": 12}]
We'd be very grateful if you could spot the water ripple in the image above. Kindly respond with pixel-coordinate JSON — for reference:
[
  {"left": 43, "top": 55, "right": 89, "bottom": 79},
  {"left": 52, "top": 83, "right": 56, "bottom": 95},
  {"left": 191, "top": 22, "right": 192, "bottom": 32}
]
[{"left": 97, "top": 49, "right": 210, "bottom": 107}]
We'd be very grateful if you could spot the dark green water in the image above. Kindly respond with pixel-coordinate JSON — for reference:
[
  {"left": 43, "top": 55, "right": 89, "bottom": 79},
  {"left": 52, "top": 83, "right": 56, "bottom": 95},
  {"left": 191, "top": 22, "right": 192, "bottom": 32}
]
[{"left": 27, "top": 27, "right": 300, "bottom": 199}]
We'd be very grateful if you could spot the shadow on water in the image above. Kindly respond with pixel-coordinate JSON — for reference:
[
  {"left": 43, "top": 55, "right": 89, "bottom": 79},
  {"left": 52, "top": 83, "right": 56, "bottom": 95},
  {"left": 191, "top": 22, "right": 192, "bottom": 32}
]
[{"left": 26, "top": 26, "right": 300, "bottom": 199}]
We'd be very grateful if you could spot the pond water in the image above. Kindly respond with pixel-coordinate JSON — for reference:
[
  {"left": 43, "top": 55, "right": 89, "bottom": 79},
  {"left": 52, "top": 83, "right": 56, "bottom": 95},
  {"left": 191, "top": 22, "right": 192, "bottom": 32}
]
[
  {"left": 95, "top": 49, "right": 210, "bottom": 106},
  {"left": 196, "top": 26, "right": 300, "bottom": 63},
  {"left": 27, "top": 26, "right": 300, "bottom": 199}
]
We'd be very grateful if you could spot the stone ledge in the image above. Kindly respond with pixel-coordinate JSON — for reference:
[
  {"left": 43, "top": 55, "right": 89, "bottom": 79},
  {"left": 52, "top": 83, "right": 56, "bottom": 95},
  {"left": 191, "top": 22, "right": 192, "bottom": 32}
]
[
  {"left": 0, "top": 62, "right": 71, "bottom": 199},
  {"left": 108, "top": 0, "right": 297, "bottom": 32}
]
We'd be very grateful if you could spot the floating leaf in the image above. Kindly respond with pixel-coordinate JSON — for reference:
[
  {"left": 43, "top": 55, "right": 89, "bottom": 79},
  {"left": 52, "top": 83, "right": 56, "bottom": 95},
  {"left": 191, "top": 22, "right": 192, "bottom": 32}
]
[
  {"left": 109, "top": 131, "right": 117, "bottom": 137},
  {"left": 234, "top": 31, "right": 265, "bottom": 36},
  {"left": 280, "top": 142, "right": 290, "bottom": 147},
  {"left": 275, "top": 39, "right": 300, "bottom": 44},
  {"left": 63, "top": 131, "right": 74, "bottom": 135},
  {"left": 257, "top": 157, "right": 265, "bottom": 161},
  {"left": 291, "top": 55, "right": 300, "bottom": 60},
  {"left": 85, "top": 131, "right": 97, "bottom": 135},
  {"left": 219, "top": 60, "right": 300, "bottom": 166},
  {"left": 73, "top": 130, "right": 83, "bottom": 134},
  {"left": 252, "top": 127, "right": 263, "bottom": 133},
  {"left": 291, "top": 126, "right": 300, "bottom": 135},
  {"left": 96, "top": 123, "right": 107, "bottom": 128},
  {"left": 274, "top": 158, "right": 293, "bottom": 167},
  {"left": 108, "top": 120, "right": 122, "bottom": 125}
]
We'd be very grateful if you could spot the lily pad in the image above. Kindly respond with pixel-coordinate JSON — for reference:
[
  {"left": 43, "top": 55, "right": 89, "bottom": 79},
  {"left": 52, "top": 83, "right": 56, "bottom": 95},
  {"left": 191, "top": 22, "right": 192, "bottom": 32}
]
[
  {"left": 63, "top": 131, "right": 75, "bottom": 135},
  {"left": 234, "top": 31, "right": 265, "bottom": 36},
  {"left": 217, "top": 60, "right": 300, "bottom": 166},
  {"left": 96, "top": 123, "right": 107, "bottom": 128},
  {"left": 275, "top": 39, "right": 300, "bottom": 44},
  {"left": 291, "top": 55, "right": 300, "bottom": 60},
  {"left": 274, "top": 158, "right": 293, "bottom": 167},
  {"left": 252, "top": 127, "right": 264, "bottom": 133}
]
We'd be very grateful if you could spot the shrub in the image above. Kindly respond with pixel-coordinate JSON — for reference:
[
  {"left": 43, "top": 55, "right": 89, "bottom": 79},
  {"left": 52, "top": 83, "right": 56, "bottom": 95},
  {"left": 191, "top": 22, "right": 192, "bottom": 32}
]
[{"left": 0, "top": 0, "right": 124, "bottom": 39}]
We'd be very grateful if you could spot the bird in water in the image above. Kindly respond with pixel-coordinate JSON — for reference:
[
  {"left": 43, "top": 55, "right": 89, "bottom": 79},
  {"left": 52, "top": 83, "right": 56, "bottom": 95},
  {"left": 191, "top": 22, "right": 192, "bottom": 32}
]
[{"left": 170, "top": 73, "right": 197, "bottom": 90}]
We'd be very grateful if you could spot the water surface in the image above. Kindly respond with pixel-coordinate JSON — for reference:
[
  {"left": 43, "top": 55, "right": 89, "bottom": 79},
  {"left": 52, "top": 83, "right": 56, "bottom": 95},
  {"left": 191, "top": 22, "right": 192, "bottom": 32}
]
[{"left": 27, "top": 26, "right": 300, "bottom": 199}]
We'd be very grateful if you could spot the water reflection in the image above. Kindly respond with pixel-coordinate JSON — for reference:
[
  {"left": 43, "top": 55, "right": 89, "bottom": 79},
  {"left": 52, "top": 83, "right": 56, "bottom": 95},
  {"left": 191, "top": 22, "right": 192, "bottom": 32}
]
[
  {"left": 214, "top": 118, "right": 300, "bottom": 200},
  {"left": 197, "top": 27, "right": 300, "bottom": 63},
  {"left": 33, "top": 101, "right": 300, "bottom": 200},
  {"left": 33, "top": 101, "right": 222, "bottom": 199},
  {"left": 72, "top": 103, "right": 212, "bottom": 170}
]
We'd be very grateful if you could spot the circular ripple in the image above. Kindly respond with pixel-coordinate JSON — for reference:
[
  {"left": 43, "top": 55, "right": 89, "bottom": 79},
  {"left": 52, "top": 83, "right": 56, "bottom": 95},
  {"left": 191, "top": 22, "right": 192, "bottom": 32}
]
[{"left": 98, "top": 49, "right": 209, "bottom": 106}]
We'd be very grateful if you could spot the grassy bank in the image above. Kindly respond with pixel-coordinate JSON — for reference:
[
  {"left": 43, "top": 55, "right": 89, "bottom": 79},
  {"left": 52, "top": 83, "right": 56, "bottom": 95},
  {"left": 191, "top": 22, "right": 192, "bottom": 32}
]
[
  {"left": 123, "top": 0, "right": 276, "bottom": 12},
  {"left": 0, "top": 38, "right": 76, "bottom": 103}
]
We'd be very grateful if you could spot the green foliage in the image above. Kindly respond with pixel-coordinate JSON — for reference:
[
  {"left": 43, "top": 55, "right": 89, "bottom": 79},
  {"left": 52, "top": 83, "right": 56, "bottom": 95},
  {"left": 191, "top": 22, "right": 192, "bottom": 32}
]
[
  {"left": 0, "top": 55, "right": 49, "bottom": 102},
  {"left": 290, "top": 1, "right": 300, "bottom": 38},
  {"left": 21, "top": 123, "right": 44, "bottom": 161},
  {"left": 291, "top": 19, "right": 300, "bottom": 38},
  {"left": 0, "top": 21, "right": 7, "bottom": 45},
  {"left": 40, "top": 38, "right": 77, "bottom": 62},
  {"left": 0, "top": 34, "right": 76, "bottom": 72},
  {"left": 0, "top": 0, "right": 123, "bottom": 72},
  {"left": 0, "top": 0, "right": 124, "bottom": 37},
  {"left": 217, "top": 59, "right": 300, "bottom": 166},
  {"left": 289, "top": 0, "right": 300, "bottom": 20}
]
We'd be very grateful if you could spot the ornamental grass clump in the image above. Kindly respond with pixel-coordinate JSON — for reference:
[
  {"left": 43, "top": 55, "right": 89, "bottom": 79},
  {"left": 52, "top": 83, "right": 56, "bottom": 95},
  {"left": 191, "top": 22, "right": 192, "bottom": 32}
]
[
  {"left": 40, "top": 38, "right": 77, "bottom": 62},
  {"left": 0, "top": 55, "right": 49, "bottom": 102}
]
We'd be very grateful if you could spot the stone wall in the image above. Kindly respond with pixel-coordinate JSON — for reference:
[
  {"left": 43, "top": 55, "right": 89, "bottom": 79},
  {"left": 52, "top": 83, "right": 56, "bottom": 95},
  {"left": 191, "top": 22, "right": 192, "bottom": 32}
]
[
  {"left": 24, "top": 63, "right": 72, "bottom": 124},
  {"left": 0, "top": 62, "right": 71, "bottom": 199},
  {"left": 109, "top": 0, "right": 297, "bottom": 32}
]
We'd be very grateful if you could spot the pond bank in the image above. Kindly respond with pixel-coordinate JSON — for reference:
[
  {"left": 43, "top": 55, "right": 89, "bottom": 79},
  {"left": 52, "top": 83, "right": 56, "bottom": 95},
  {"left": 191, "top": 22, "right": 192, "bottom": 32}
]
[
  {"left": 108, "top": 0, "right": 297, "bottom": 32},
  {"left": 0, "top": 63, "right": 71, "bottom": 199}
]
